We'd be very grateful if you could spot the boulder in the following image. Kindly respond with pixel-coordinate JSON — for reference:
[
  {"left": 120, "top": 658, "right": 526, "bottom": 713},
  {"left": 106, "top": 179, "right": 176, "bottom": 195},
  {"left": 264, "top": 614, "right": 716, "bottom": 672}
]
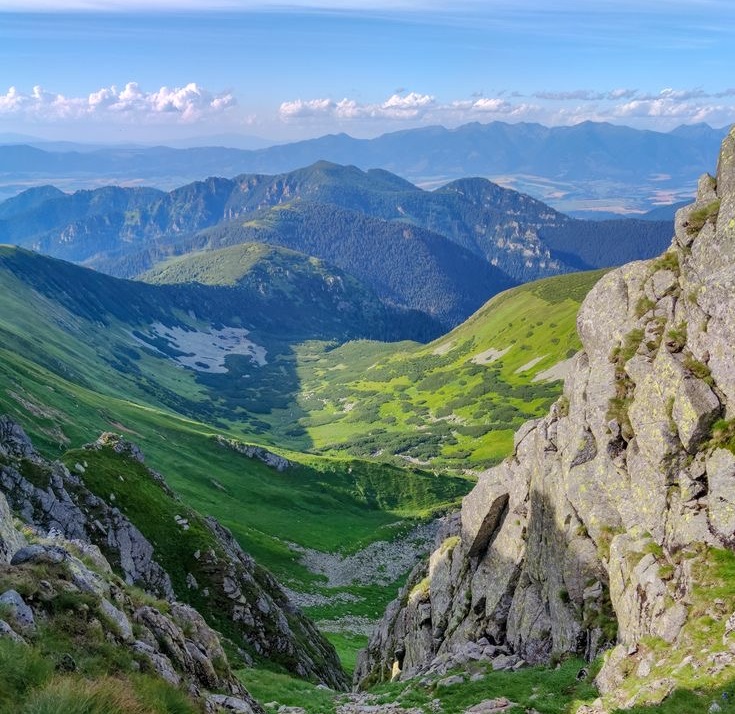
[{"left": 0, "top": 590, "right": 35, "bottom": 633}]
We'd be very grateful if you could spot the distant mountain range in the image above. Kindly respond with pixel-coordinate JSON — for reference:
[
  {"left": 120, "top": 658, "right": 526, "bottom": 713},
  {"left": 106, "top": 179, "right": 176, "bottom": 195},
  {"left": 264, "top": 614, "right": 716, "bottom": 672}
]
[
  {"left": 0, "top": 121, "right": 728, "bottom": 212},
  {"left": 0, "top": 161, "right": 672, "bottom": 329}
]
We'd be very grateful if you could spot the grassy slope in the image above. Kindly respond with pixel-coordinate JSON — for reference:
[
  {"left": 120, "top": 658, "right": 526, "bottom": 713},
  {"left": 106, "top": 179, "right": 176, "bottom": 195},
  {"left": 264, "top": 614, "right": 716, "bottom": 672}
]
[
  {"left": 0, "top": 587, "right": 201, "bottom": 714},
  {"left": 0, "top": 246, "right": 606, "bottom": 673},
  {"left": 290, "top": 270, "right": 607, "bottom": 470},
  {"left": 0, "top": 252, "right": 467, "bottom": 580},
  {"left": 0, "top": 339, "right": 464, "bottom": 577}
]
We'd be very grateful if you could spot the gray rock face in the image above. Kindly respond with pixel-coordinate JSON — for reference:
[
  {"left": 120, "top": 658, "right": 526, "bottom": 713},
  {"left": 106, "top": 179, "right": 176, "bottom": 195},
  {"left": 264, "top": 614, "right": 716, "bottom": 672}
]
[
  {"left": 0, "top": 491, "right": 26, "bottom": 564},
  {"left": 11, "top": 544, "right": 68, "bottom": 566},
  {"left": 0, "top": 416, "right": 35, "bottom": 459},
  {"left": 94, "top": 431, "right": 146, "bottom": 462},
  {"left": 203, "top": 518, "right": 349, "bottom": 691},
  {"left": 0, "top": 442, "right": 265, "bottom": 712},
  {"left": 0, "top": 618, "right": 26, "bottom": 644},
  {"left": 100, "top": 597, "right": 134, "bottom": 642},
  {"left": 215, "top": 436, "right": 292, "bottom": 472},
  {"left": 0, "top": 430, "right": 174, "bottom": 599},
  {"left": 0, "top": 422, "right": 346, "bottom": 693},
  {"left": 207, "top": 694, "right": 259, "bottom": 713},
  {"left": 355, "top": 126, "right": 735, "bottom": 702},
  {"left": 707, "top": 449, "right": 735, "bottom": 541}
]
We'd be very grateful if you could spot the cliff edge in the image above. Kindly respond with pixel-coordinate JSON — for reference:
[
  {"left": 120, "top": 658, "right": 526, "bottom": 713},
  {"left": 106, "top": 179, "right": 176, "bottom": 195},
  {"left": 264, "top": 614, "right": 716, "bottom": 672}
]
[{"left": 355, "top": 125, "right": 735, "bottom": 710}]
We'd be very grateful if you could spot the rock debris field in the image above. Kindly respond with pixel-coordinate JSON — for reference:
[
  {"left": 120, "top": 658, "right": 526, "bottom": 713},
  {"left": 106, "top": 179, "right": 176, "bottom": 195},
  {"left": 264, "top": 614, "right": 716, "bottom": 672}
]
[{"left": 286, "top": 521, "right": 441, "bottom": 634}]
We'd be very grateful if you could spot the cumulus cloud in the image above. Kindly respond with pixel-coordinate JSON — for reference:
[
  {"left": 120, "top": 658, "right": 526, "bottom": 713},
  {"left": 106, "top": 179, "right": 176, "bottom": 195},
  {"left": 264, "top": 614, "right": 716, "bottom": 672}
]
[
  {"left": 381, "top": 92, "right": 435, "bottom": 116},
  {"left": 634, "top": 87, "right": 708, "bottom": 102},
  {"left": 607, "top": 88, "right": 638, "bottom": 100},
  {"left": 0, "top": 82, "right": 235, "bottom": 124},
  {"left": 463, "top": 97, "right": 513, "bottom": 112},
  {"left": 279, "top": 91, "right": 545, "bottom": 125},
  {"left": 279, "top": 92, "right": 436, "bottom": 121},
  {"left": 613, "top": 98, "right": 726, "bottom": 122},
  {"left": 278, "top": 86, "right": 735, "bottom": 132},
  {"left": 605, "top": 87, "right": 733, "bottom": 124}
]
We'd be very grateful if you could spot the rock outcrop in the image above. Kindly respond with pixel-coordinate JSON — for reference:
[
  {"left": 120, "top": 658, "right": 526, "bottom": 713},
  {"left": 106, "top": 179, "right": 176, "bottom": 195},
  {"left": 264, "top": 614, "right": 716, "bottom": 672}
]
[
  {"left": 0, "top": 417, "right": 175, "bottom": 598},
  {"left": 355, "top": 125, "right": 735, "bottom": 707},
  {"left": 0, "top": 419, "right": 348, "bottom": 691},
  {"left": 215, "top": 435, "right": 293, "bottom": 472},
  {"left": 0, "top": 489, "right": 263, "bottom": 713},
  {"left": 201, "top": 516, "right": 349, "bottom": 689}
]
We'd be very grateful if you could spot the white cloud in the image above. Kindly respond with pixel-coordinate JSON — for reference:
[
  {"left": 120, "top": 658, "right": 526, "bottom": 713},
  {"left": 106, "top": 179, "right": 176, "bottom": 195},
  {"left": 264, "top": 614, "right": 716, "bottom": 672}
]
[
  {"left": 636, "top": 87, "right": 709, "bottom": 101},
  {"left": 279, "top": 92, "right": 540, "bottom": 124},
  {"left": 3, "top": 81, "right": 734, "bottom": 139},
  {"left": 612, "top": 98, "right": 727, "bottom": 122},
  {"left": 608, "top": 88, "right": 638, "bottom": 100},
  {"left": 605, "top": 87, "right": 732, "bottom": 124},
  {"left": 279, "top": 98, "right": 335, "bottom": 119},
  {"left": 0, "top": 86, "right": 28, "bottom": 112},
  {"left": 533, "top": 88, "right": 641, "bottom": 102},
  {"left": 534, "top": 90, "right": 605, "bottom": 101},
  {"left": 279, "top": 92, "right": 436, "bottom": 122},
  {"left": 278, "top": 87, "right": 735, "bottom": 132},
  {"left": 0, "top": 82, "right": 235, "bottom": 124},
  {"left": 467, "top": 98, "right": 514, "bottom": 113},
  {"left": 380, "top": 92, "right": 435, "bottom": 117}
]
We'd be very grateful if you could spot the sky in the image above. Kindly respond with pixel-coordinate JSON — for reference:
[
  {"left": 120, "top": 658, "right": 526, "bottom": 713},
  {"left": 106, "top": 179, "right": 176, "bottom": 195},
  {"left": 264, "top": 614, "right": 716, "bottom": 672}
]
[{"left": 0, "top": 0, "right": 734, "bottom": 144}]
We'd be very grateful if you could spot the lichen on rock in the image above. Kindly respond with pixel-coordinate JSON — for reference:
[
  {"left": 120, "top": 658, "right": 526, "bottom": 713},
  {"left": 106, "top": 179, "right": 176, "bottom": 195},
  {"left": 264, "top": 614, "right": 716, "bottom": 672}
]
[{"left": 355, "top": 125, "right": 735, "bottom": 711}]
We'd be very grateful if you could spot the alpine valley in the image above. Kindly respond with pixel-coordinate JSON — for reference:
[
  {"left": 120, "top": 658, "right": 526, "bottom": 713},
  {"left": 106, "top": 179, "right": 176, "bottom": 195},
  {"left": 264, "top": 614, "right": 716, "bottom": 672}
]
[{"left": 0, "top": 123, "right": 734, "bottom": 714}]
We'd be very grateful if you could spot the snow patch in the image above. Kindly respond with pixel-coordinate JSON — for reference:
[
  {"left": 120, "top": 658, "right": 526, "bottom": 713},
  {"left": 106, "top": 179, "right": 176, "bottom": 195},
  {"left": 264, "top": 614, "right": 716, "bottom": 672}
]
[
  {"left": 432, "top": 340, "right": 455, "bottom": 356},
  {"left": 132, "top": 322, "right": 267, "bottom": 373}
]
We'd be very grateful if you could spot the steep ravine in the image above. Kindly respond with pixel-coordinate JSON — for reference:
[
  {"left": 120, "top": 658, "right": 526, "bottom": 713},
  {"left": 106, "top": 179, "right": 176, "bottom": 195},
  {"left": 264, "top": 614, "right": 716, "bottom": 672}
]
[{"left": 355, "top": 126, "right": 735, "bottom": 711}]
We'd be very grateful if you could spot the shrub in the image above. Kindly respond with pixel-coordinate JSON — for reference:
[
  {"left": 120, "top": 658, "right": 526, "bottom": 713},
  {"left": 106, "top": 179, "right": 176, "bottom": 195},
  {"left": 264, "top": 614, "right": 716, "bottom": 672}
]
[
  {"left": 20, "top": 674, "right": 200, "bottom": 714},
  {"left": 666, "top": 322, "right": 687, "bottom": 352},
  {"left": 710, "top": 418, "right": 735, "bottom": 454},
  {"left": 635, "top": 295, "right": 656, "bottom": 318},
  {"left": 683, "top": 353, "right": 713, "bottom": 385},
  {"left": 20, "top": 676, "right": 145, "bottom": 714},
  {"left": 686, "top": 199, "right": 721, "bottom": 235},
  {"left": 651, "top": 250, "right": 680, "bottom": 275},
  {"left": 408, "top": 577, "right": 430, "bottom": 602}
]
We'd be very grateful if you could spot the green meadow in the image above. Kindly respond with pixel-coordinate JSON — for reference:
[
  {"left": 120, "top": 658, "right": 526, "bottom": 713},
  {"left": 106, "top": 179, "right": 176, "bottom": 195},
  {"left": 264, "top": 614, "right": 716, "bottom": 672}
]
[
  {"left": 290, "top": 270, "right": 606, "bottom": 469},
  {"left": 0, "top": 246, "right": 606, "bottom": 669}
]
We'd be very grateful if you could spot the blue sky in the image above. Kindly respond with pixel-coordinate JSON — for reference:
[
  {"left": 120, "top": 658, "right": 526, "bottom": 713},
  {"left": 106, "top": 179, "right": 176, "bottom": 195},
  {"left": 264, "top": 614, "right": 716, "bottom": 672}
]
[{"left": 1, "top": 0, "right": 734, "bottom": 143}]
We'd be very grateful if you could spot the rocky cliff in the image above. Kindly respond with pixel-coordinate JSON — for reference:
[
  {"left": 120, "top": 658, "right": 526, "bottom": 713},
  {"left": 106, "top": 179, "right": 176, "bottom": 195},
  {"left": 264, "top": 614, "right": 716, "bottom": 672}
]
[
  {"left": 0, "top": 486, "right": 264, "bottom": 712},
  {"left": 355, "top": 126, "right": 735, "bottom": 709},
  {"left": 0, "top": 418, "right": 348, "bottom": 693}
]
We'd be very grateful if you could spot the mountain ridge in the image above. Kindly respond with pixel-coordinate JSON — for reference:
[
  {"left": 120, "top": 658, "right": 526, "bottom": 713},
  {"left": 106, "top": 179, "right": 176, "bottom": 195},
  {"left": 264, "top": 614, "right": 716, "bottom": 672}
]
[
  {"left": 0, "top": 162, "right": 672, "bottom": 329},
  {"left": 0, "top": 120, "right": 726, "bottom": 213}
]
